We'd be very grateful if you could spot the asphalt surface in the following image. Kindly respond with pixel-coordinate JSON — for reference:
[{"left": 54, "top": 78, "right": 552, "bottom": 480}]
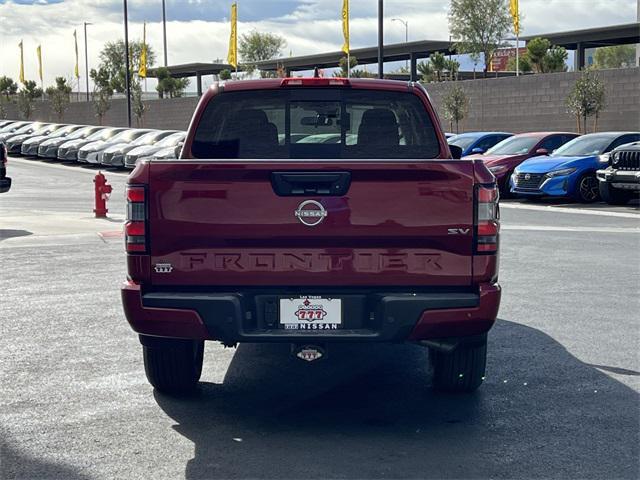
[{"left": 1, "top": 157, "right": 639, "bottom": 480}]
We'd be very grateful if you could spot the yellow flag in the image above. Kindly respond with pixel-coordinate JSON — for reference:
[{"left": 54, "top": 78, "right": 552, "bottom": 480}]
[
  {"left": 341, "top": 0, "right": 349, "bottom": 55},
  {"left": 18, "top": 40, "right": 25, "bottom": 84},
  {"left": 510, "top": 0, "right": 519, "bottom": 36},
  {"left": 37, "top": 45, "right": 43, "bottom": 82},
  {"left": 74, "top": 29, "right": 79, "bottom": 78},
  {"left": 227, "top": 3, "right": 238, "bottom": 69},
  {"left": 139, "top": 22, "right": 147, "bottom": 78}
]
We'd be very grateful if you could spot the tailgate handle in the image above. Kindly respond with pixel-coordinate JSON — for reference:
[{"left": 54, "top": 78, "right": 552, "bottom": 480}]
[{"left": 271, "top": 171, "right": 351, "bottom": 196}]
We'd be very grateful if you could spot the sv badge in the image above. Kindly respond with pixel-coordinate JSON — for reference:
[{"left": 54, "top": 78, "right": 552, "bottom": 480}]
[{"left": 448, "top": 228, "right": 471, "bottom": 235}]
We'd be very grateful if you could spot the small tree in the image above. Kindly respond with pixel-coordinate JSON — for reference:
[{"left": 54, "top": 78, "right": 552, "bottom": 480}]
[
  {"left": 429, "top": 52, "right": 447, "bottom": 81},
  {"left": 449, "top": 0, "right": 512, "bottom": 74},
  {"left": 45, "top": 77, "right": 72, "bottom": 121},
  {"left": 544, "top": 46, "right": 568, "bottom": 73},
  {"left": 155, "top": 67, "right": 190, "bottom": 98},
  {"left": 526, "top": 37, "right": 550, "bottom": 73},
  {"left": 593, "top": 45, "right": 636, "bottom": 69},
  {"left": 334, "top": 56, "right": 358, "bottom": 77},
  {"left": 219, "top": 69, "right": 232, "bottom": 81},
  {"left": 566, "top": 69, "right": 606, "bottom": 134},
  {"left": 239, "top": 30, "right": 286, "bottom": 75},
  {"left": 90, "top": 67, "right": 113, "bottom": 125},
  {"left": 417, "top": 61, "right": 434, "bottom": 82},
  {"left": 506, "top": 53, "right": 532, "bottom": 73},
  {"left": 525, "top": 37, "right": 568, "bottom": 73},
  {"left": 16, "top": 80, "right": 43, "bottom": 120},
  {"left": 442, "top": 83, "right": 469, "bottom": 133},
  {"left": 445, "top": 58, "right": 460, "bottom": 81},
  {"left": 132, "top": 84, "right": 146, "bottom": 127},
  {"left": 98, "top": 40, "right": 156, "bottom": 94},
  {"left": 0, "top": 76, "right": 18, "bottom": 100}
]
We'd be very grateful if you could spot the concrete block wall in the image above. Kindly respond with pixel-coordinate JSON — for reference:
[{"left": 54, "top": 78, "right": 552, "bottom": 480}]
[
  {"left": 2, "top": 68, "right": 639, "bottom": 134},
  {"left": 2, "top": 96, "right": 199, "bottom": 131},
  {"left": 426, "top": 67, "right": 640, "bottom": 133}
]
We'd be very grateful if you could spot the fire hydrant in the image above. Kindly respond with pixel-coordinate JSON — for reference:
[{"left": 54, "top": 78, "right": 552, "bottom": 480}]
[{"left": 94, "top": 172, "right": 113, "bottom": 218}]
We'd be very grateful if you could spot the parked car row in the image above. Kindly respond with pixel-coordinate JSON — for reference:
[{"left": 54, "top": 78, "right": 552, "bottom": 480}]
[
  {"left": 0, "top": 120, "right": 185, "bottom": 169},
  {"left": 449, "top": 130, "right": 640, "bottom": 204}
]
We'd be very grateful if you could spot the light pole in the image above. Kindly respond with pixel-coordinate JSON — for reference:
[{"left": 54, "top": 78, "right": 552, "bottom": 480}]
[
  {"left": 392, "top": 18, "right": 409, "bottom": 71},
  {"left": 123, "top": 0, "right": 132, "bottom": 127},
  {"left": 378, "top": 0, "right": 384, "bottom": 79},
  {"left": 162, "top": 0, "right": 168, "bottom": 66},
  {"left": 84, "top": 22, "right": 92, "bottom": 102}
]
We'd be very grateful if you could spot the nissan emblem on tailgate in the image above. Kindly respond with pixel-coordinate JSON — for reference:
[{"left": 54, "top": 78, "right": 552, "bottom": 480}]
[{"left": 295, "top": 200, "right": 327, "bottom": 227}]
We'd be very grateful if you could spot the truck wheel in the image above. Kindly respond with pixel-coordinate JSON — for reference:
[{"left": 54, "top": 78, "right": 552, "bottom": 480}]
[
  {"left": 430, "top": 339, "right": 487, "bottom": 393},
  {"left": 599, "top": 182, "right": 635, "bottom": 205},
  {"left": 142, "top": 337, "right": 204, "bottom": 393}
]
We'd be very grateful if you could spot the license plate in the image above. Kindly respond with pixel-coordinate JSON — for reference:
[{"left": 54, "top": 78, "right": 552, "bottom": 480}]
[{"left": 279, "top": 296, "right": 342, "bottom": 330}]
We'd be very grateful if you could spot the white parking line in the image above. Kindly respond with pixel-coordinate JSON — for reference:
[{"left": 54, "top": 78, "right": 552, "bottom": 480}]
[
  {"left": 502, "top": 225, "right": 640, "bottom": 234},
  {"left": 501, "top": 202, "right": 640, "bottom": 219},
  {"left": 8, "top": 157, "right": 129, "bottom": 176}
]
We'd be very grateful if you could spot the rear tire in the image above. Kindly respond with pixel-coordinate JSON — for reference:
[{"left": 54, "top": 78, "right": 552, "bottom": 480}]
[
  {"left": 431, "top": 338, "right": 487, "bottom": 393},
  {"left": 142, "top": 337, "right": 204, "bottom": 393},
  {"left": 599, "top": 182, "right": 635, "bottom": 205}
]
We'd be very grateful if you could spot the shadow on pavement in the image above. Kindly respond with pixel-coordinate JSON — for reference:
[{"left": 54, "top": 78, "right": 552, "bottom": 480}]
[
  {"left": 155, "top": 320, "right": 640, "bottom": 480},
  {"left": 0, "top": 438, "right": 91, "bottom": 480},
  {"left": 0, "top": 229, "right": 32, "bottom": 241}
]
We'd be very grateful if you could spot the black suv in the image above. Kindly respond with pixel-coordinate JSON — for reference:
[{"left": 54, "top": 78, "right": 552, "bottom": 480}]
[
  {"left": 597, "top": 142, "right": 640, "bottom": 205},
  {"left": 0, "top": 143, "right": 11, "bottom": 193}
]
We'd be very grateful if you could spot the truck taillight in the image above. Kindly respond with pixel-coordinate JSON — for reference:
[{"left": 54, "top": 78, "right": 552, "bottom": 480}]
[
  {"left": 125, "top": 185, "right": 147, "bottom": 253},
  {"left": 475, "top": 184, "right": 500, "bottom": 254}
]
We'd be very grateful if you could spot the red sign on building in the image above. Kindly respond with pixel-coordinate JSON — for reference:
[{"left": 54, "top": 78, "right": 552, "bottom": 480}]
[{"left": 490, "top": 47, "right": 527, "bottom": 72}]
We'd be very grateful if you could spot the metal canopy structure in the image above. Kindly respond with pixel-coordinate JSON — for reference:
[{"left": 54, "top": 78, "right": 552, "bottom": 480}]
[
  {"left": 255, "top": 39, "right": 454, "bottom": 81},
  {"left": 520, "top": 23, "right": 640, "bottom": 69}
]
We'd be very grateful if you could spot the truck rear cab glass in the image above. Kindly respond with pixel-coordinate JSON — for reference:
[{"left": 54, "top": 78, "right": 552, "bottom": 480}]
[{"left": 191, "top": 89, "right": 440, "bottom": 159}]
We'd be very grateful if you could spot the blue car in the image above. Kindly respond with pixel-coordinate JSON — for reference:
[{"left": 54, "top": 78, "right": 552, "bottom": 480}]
[
  {"left": 511, "top": 132, "right": 640, "bottom": 202},
  {"left": 448, "top": 131, "right": 513, "bottom": 157}
]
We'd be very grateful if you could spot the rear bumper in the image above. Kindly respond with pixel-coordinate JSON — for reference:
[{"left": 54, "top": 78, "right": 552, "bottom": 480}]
[{"left": 121, "top": 282, "right": 501, "bottom": 343}]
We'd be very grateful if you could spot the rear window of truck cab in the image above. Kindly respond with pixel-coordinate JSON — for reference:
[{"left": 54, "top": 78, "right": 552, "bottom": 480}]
[{"left": 191, "top": 89, "right": 440, "bottom": 159}]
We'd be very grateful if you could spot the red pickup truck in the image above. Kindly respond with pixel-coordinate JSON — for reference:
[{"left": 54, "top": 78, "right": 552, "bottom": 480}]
[{"left": 122, "top": 78, "right": 501, "bottom": 394}]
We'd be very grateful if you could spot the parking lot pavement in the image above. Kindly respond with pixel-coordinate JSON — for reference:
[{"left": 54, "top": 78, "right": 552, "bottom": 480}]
[{"left": 2, "top": 158, "right": 639, "bottom": 479}]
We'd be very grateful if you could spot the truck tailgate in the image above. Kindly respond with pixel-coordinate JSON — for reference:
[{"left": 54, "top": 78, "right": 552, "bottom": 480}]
[{"left": 147, "top": 160, "right": 475, "bottom": 287}]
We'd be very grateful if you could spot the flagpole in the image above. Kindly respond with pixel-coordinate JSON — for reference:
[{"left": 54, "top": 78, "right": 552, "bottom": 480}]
[{"left": 516, "top": 32, "right": 520, "bottom": 77}]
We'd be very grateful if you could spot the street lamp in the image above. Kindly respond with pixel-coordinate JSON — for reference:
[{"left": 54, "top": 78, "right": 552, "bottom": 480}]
[
  {"left": 392, "top": 18, "right": 409, "bottom": 70},
  {"left": 162, "top": 0, "right": 168, "bottom": 66},
  {"left": 123, "top": 0, "right": 132, "bottom": 127},
  {"left": 378, "top": 0, "right": 384, "bottom": 79},
  {"left": 84, "top": 22, "right": 92, "bottom": 102}
]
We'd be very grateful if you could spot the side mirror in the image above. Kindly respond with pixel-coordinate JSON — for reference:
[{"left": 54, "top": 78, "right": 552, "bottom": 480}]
[
  {"left": 0, "top": 143, "right": 6, "bottom": 162},
  {"left": 535, "top": 148, "right": 549, "bottom": 156},
  {"left": 174, "top": 141, "right": 184, "bottom": 159},
  {"left": 449, "top": 144, "right": 463, "bottom": 159},
  {"left": 471, "top": 147, "right": 485, "bottom": 154}
]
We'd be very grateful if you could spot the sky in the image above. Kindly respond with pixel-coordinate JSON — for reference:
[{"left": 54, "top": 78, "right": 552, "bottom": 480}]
[{"left": 0, "top": 0, "right": 637, "bottom": 92}]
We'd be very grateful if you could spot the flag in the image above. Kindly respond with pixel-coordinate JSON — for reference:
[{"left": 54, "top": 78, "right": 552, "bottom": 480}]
[
  {"left": 341, "top": 0, "right": 349, "bottom": 55},
  {"left": 18, "top": 40, "right": 25, "bottom": 83},
  {"left": 227, "top": 3, "right": 238, "bottom": 69},
  {"left": 139, "top": 22, "right": 147, "bottom": 78},
  {"left": 37, "top": 45, "right": 43, "bottom": 82},
  {"left": 74, "top": 29, "right": 79, "bottom": 78},
  {"left": 509, "top": 0, "right": 519, "bottom": 36}
]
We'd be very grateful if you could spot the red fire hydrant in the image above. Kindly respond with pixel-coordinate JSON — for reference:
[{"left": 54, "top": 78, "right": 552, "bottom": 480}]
[{"left": 94, "top": 172, "right": 113, "bottom": 218}]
